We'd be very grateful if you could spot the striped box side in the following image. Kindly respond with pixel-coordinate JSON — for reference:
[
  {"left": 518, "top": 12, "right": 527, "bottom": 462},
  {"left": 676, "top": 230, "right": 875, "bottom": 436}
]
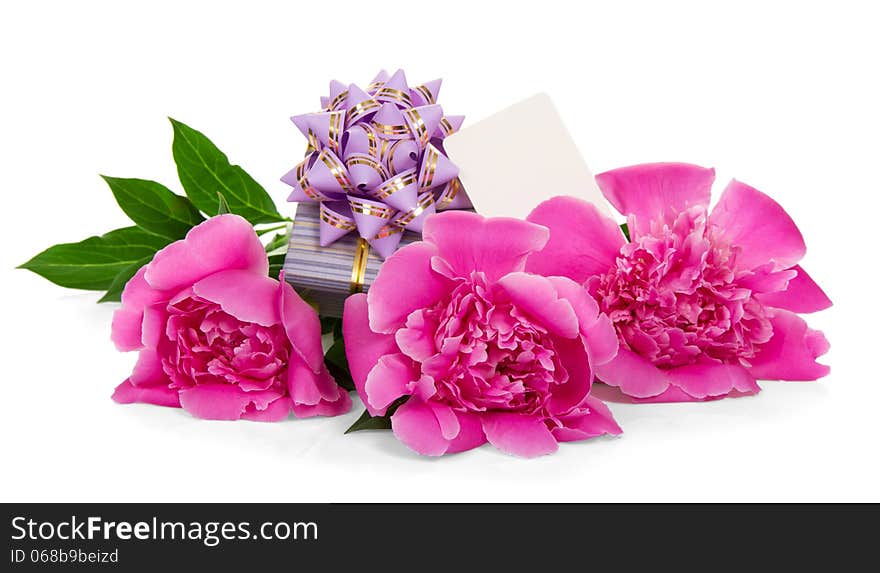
[{"left": 283, "top": 202, "right": 419, "bottom": 317}]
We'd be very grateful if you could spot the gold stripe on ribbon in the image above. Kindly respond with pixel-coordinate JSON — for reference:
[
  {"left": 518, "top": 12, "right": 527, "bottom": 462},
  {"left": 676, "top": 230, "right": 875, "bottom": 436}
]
[
  {"left": 347, "top": 99, "right": 381, "bottom": 122},
  {"left": 345, "top": 155, "right": 389, "bottom": 180},
  {"left": 395, "top": 193, "right": 435, "bottom": 227},
  {"left": 385, "top": 140, "right": 401, "bottom": 174},
  {"left": 436, "top": 177, "right": 461, "bottom": 210},
  {"left": 375, "top": 171, "right": 418, "bottom": 200},
  {"left": 374, "top": 224, "right": 404, "bottom": 239},
  {"left": 372, "top": 121, "right": 411, "bottom": 137},
  {"left": 350, "top": 238, "right": 370, "bottom": 294},
  {"left": 295, "top": 157, "right": 310, "bottom": 180},
  {"left": 299, "top": 174, "right": 327, "bottom": 201},
  {"left": 328, "top": 110, "right": 344, "bottom": 153},
  {"left": 375, "top": 87, "right": 413, "bottom": 107},
  {"left": 297, "top": 159, "right": 331, "bottom": 201},
  {"left": 319, "top": 150, "right": 353, "bottom": 190},
  {"left": 404, "top": 108, "right": 429, "bottom": 147},
  {"left": 414, "top": 84, "right": 436, "bottom": 105},
  {"left": 365, "top": 126, "right": 378, "bottom": 157},
  {"left": 366, "top": 81, "right": 385, "bottom": 93},
  {"left": 328, "top": 89, "right": 349, "bottom": 111},
  {"left": 307, "top": 129, "right": 320, "bottom": 152},
  {"left": 320, "top": 209, "right": 357, "bottom": 231},
  {"left": 378, "top": 139, "right": 391, "bottom": 164},
  {"left": 439, "top": 117, "right": 456, "bottom": 137},
  {"left": 420, "top": 145, "right": 438, "bottom": 190},
  {"left": 348, "top": 199, "right": 395, "bottom": 219}
]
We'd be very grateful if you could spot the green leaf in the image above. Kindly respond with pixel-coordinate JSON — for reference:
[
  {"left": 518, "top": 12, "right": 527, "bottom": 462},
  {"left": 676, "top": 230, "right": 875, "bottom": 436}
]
[
  {"left": 326, "top": 361, "right": 355, "bottom": 392},
  {"left": 321, "top": 316, "right": 341, "bottom": 335},
  {"left": 324, "top": 334, "right": 354, "bottom": 392},
  {"left": 216, "top": 191, "right": 230, "bottom": 215},
  {"left": 344, "top": 397, "right": 408, "bottom": 434},
  {"left": 326, "top": 361, "right": 354, "bottom": 392},
  {"left": 620, "top": 223, "right": 630, "bottom": 242},
  {"left": 268, "top": 253, "right": 285, "bottom": 279},
  {"left": 264, "top": 232, "right": 288, "bottom": 255},
  {"left": 345, "top": 409, "right": 392, "bottom": 433},
  {"left": 19, "top": 227, "right": 168, "bottom": 291},
  {"left": 101, "top": 176, "right": 204, "bottom": 240},
  {"left": 97, "top": 256, "right": 152, "bottom": 303},
  {"left": 325, "top": 333, "right": 348, "bottom": 369},
  {"left": 169, "top": 118, "right": 282, "bottom": 224}
]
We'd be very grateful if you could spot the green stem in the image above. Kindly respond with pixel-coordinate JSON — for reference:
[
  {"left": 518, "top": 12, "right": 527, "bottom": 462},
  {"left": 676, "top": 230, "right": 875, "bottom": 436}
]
[{"left": 256, "top": 223, "right": 289, "bottom": 235}]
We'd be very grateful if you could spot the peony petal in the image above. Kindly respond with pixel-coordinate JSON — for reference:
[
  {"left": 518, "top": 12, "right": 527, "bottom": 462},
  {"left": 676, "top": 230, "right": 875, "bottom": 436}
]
[
  {"left": 708, "top": 179, "right": 806, "bottom": 270},
  {"left": 748, "top": 309, "right": 830, "bottom": 380},
  {"left": 525, "top": 196, "right": 626, "bottom": 283},
  {"left": 342, "top": 294, "right": 400, "bottom": 414},
  {"left": 496, "top": 272, "right": 578, "bottom": 338},
  {"left": 428, "top": 402, "right": 461, "bottom": 441},
  {"left": 391, "top": 398, "right": 450, "bottom": 456},
  {"left": 629, "top": 385, "right": 725, "bottom": 403},
  {"left": 290, "top": 391, "right": 352, "bottom": 418},
  {"left": 553, "top": 395, "right": 622, "bottom": 441},
  {"left": 129, "top": 349, "right": 170, "bottom": 387},
  {"left": 112, "top": 379, "right": 180, "bottom": 407},
  {"left": 738, "top": 265, "right": 798, "bottom": 295},
  {"left": 547, "top": 335, "right": 592, "bottom": 414},
  {"left": 111, "top": 266, "right": 167, "bottom": 352},
  {"left": 144, "top": 214, "right": 268, "bottom": 293},
  {"left": 756, "top": 265, "right": 832, "bottom": 313},
  {"left": 278, "top": 277, "right": 326, "bottom": 373},
  {"left": 422, "top": 210, "right": 550, "bottom": 282},
  {"left": 445, "top": 411, "right": 487, "bottom": 454},
  {"left": 546, "top": 276, "right": 619, "bottom": 366},
  {"left": 288, "top": 357, "right": 345, "bottom": 406},
  {"left": 595, "top": 163, "right": 715, "bottom": 233},
  {"left": 482, "top": 413, "right": 558, "bottom": 458},
  {"left": 579, "top": 395, "right": 623, "bottom": 435},
  {"left": 111, "top": 308, "right": 149, "bottom": 352},
  {"left": 178, "top": 384, "right": 284, "bottom": 421},
  {"left": 241, "top": 396, "right": 292, "bottom": 422},
  {"left": 192, "top": 269, "right": 280, "bottom": 327},
  {"left": 545, "top": 276, "right": 601, "bottom": 326},
  {"left": 140, "top": 302, "right": 167, "bottom": 350},
  {"left": 595, "top": 347, "right": 671, "bottom": 398},
  {"left": 364, "top": 353, "right": 418, "bottom": 415},
  {"left": 395, "top": 309, "right": 438, "bottom": 362},
  {"left": 581, "top": 313, "right": 619, "bottom": 368},
  {"left": 666, "top": 361, "right": 760, "bottom": 399},
  {"left": 367, "top": 241, "right": 454, "bottom": 334}
]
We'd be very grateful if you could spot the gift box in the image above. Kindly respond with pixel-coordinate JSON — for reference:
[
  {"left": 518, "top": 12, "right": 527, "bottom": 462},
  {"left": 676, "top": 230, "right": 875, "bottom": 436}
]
[
  {"left": 283, "top": 90, "right": 609, "bottom": 317},
  {"left": 281, "top": 70, "right": 474, "bottom": 317},
  {"left": 282, "top": 202, "right": 421, "bottom": 318}
]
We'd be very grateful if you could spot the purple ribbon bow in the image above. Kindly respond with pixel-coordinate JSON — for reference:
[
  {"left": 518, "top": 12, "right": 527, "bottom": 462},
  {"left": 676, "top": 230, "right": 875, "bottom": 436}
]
[{"left": 282, "top": 69, "right": 471, "bottom": 258}]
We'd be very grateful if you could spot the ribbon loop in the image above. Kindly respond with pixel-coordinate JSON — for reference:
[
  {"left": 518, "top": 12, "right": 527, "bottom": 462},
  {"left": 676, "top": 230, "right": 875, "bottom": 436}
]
[
  {"left": 435, "top": 177, "right": 472, "bottom": 211},
  {"left": 394, "top": 191, "right": 437, "bottom": 233}
]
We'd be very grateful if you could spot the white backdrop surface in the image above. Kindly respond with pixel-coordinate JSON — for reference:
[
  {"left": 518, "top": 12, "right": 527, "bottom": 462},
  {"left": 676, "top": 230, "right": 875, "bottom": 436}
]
[{"left": 1, "top": 0, "right": 877, "bottom": 502}]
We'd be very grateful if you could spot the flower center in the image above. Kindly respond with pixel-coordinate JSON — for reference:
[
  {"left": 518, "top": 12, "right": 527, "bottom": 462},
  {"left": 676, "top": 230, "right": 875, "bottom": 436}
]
[
  {"left": 590, "top": 207, "right": 773, "bottom": 369},
  {"left": 160, "top": 295, "right": 290, "bottom": 392},
  {"left": 419, "top": 273, "right": 567, "bottom": 414}
]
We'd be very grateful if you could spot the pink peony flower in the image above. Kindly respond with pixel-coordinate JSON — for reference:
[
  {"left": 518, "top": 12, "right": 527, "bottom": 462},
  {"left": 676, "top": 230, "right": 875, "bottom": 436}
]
[
  {"left": 527, "top": 163, "right": 831, "bottom": 403},
  {"left": 343, "top": 211, "right": 622, "bottom": 457},
  {"left": 111, "top": 214, "right": 351, "bottom": 420}
]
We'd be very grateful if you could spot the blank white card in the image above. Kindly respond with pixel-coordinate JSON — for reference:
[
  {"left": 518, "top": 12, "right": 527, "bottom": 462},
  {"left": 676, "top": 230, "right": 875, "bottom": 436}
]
[{"left": 443, "top": 92, "right": 610, "bottom": 220}]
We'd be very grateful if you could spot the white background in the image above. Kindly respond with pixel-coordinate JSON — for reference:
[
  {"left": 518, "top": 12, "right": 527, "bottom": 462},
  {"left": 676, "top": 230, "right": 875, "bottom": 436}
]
[{"left": 1, "top": 1, "right": 877, "bottom": 502}]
